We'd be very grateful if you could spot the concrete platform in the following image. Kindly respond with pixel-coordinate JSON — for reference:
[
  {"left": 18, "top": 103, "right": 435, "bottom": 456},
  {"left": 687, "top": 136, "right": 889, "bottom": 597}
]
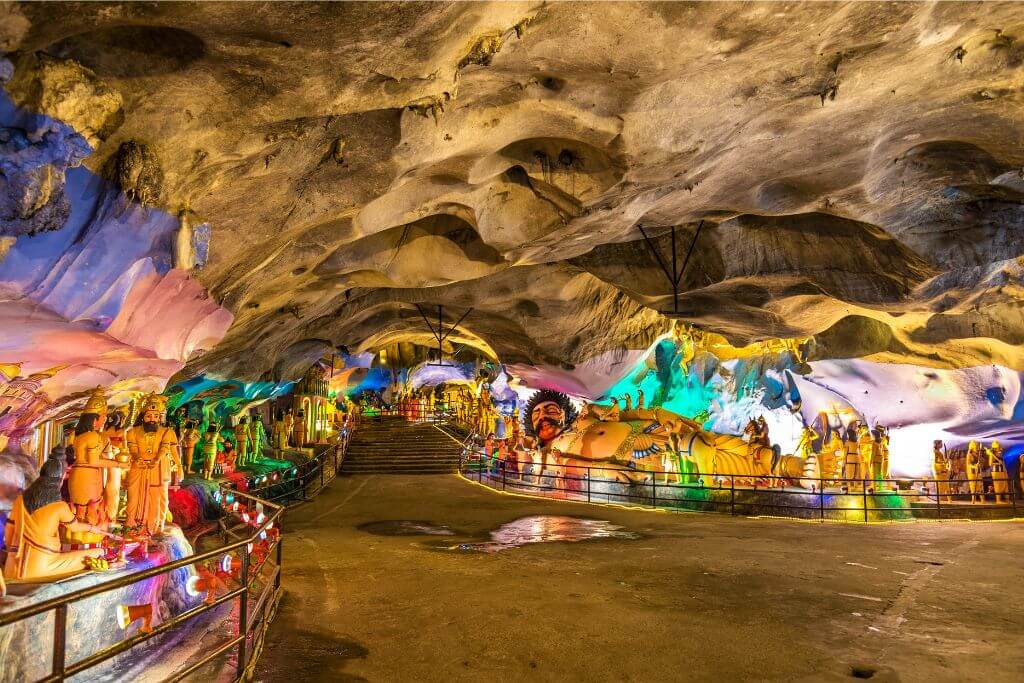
[{"left": 255, "top": 474, "right": 1024, "bottom": 682}]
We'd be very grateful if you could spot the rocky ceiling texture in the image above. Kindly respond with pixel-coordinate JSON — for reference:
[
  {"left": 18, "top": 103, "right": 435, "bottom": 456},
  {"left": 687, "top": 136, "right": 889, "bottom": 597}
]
[{"left": 3, "top": 1, "right": 1024, "bottom": 385}]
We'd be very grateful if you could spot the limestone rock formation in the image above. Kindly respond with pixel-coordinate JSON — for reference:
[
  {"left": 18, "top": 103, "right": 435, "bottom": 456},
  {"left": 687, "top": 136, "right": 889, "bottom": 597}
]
[{"left": 1, "top": 1, "right": 1022, "bottom": 389}]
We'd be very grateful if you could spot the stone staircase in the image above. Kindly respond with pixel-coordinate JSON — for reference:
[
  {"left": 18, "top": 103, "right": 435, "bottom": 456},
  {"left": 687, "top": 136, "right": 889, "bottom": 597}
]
[{"left": 340, "top": 416, "right": 463, "bottom": 475}]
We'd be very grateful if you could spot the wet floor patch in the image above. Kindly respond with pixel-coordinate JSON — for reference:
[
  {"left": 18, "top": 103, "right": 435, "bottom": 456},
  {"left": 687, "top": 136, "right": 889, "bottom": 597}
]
[
  {"left": 429, "top": 515, "right": 640, "bottom": 553},
  {"left": 357, "top": 520, "right": 456, "bottom": 536}
]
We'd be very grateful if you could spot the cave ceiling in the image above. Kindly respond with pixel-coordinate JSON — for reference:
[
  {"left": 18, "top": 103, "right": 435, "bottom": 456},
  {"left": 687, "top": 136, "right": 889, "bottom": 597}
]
[{"left": 3, "top": 1, "right": 1024, "bottom": 383}]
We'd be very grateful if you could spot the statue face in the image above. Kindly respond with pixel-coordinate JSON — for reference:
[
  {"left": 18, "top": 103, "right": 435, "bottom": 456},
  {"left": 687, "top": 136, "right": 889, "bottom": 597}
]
[
  {"left": 95, "top": 413, "right": 107, "bottom": 431},
  {"left": 531, "top": 400, "right": 566, "bottom": 443},
  {"left": 143, "top": 409, "right": 162, "bottom": 425}
]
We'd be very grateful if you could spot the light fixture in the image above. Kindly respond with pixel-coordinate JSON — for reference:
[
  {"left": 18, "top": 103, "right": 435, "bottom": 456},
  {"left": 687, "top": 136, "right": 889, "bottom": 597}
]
[{"left": 116, "top": 603, "right": 153, "bottom": 633}]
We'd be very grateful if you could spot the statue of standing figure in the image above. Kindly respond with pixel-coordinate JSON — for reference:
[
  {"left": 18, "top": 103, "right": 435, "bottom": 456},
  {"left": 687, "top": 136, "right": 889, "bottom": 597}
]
[
  {"left": 68, "top": 388, "right": 129, "bottom": 545},
  {"left": 200, "top": 424, "right": 222, "bottom": 479},
  {"left": 125, "top": 394, "right": 180, "bottom": 536},
  {"left": 234, "top": 417, "right": 251, "bottom": 467},
  {"left": 272, "top": 411, "right": 289, "bottom": 459},
  {"left": 249, "top": 414, "right": 266, "bottom": 460},
  {"left": 965, "top": 440, "right": 984, "bottom": 503},
  {"left": 986, "top": 440, "right": 1008, "bottom": 503},
  {"left": 180, "top": 420, "right": 201, "bottom": 475},
  {"left": 933, "top": 440, "right": 952, "bottom": 502}
]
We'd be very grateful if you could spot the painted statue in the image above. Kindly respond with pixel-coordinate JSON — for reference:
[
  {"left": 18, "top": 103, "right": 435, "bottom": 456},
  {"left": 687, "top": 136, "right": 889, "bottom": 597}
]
[
  {"left": 293, "top": 409, "right": 306, "bottom": 448},
  {"left": 986, "top": 440, "right": 1008, "bottom": 503},
  {"left": 102, "top": 411, "right": 129, "bottom": 522},
  {"left": 966, "top": 440, "right": 983, "bottom": 503},
  {"left": 180, "top": 420, "right": 201, "bottom": 475},
  {"left": 4, "top": 455, "right": 117, "bottom": 581},
  {"left": 125, "top": 394, "right": 180, "bottom": 536},
  {"left": 200, "top": 424, "right": 222, "bottom": 479},
  {"left": 540, "top": 393, "right": 809, "bottom": 490},
  {"left": 234, "top": 417, "right": 251, "bottom": 467},
  {"left": 856, "top": 425, "right": 875, "bottom": 488},
  {"left": 933, "top": 440, "right": 952, "bottom": 501},
  {"left": 68, "top": 388, "right": 128, "bottom": 544},
  {"left": 283, "top": 410, "right": 295, "bottom": 444},
  {"left": 272, "top": 411, "right": 288, "bottom": 459},
  {"left": 249, "top": 414, "right": 266, "bottom": 459}
]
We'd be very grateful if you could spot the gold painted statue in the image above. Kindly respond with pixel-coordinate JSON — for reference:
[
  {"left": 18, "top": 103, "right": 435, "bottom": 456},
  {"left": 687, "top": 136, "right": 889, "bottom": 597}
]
[
  {"left": 986, "top": 440, "right": 1008, "bottom": 503},
  {"left": 125, "top": 395, "right": 180, "bottom": 536},
  {"left": 292, "top": 410, "right": 306, "bottom": 449},
  {"left": 68, "top": 389, "right": 129, "bottom": 544},
  {"left": 933, "top": 440, "right": 952, "bottom": 502},
  {"left": 272, "top": 411, "right": 288, "bottom": 459},
  {"left": 200, "top": 424, "right": 222, "bottom": 479},
  {"left": 180, "top": 420, "right": 201, "bottom": 476},
  {"left": 965, "top": 440, "right": 984, "bottom": 503},
  {"left": 4, "top": 456, "right": 119, "bottom": 581},
  {"left": 545, "top": 401, "right": 807, "bottom": 489},
  {"left": 856, "top": 425, "right": 875, "bottom": 489},
  {"left": 234, "top": 417, "right": 251, "bottom": 467}
]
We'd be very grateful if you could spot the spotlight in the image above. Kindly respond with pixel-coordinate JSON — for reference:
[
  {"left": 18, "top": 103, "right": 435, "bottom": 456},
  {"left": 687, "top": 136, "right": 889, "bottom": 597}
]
[{"left": 116, "top": 603, "right": 153, "bottom": 633}]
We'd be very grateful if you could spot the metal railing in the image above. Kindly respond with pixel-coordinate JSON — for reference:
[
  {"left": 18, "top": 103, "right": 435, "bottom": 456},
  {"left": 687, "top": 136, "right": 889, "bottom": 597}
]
[
  {"left": 459, "top": 451, "right": 1023, "bottom": 522},
  {"left": 247, "top": 430, "right": 351, "bottom": 503},
  {"left": 0, "top": 486, "right": 284, "bottom": 682}
]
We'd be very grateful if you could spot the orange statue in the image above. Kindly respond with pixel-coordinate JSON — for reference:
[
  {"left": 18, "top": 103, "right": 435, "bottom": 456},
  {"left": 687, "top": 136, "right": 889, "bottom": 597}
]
[
  {"left": 125, "top": 395, "right": 180, "bottom": 536},
  {"left": 68, "top": 389, "right": 128, "bottom": 544},
  {"left": 4, "top": 456, "right": 118, "bottom": 581}
]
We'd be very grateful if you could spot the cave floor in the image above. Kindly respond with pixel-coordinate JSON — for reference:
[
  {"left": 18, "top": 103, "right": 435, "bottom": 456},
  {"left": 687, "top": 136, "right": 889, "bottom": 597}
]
[{"left": 253, "top": 473, "right": 1024, "bottom": 682}]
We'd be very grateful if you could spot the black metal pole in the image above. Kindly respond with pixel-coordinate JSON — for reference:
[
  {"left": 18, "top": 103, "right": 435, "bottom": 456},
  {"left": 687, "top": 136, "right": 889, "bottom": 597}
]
[
  {"left": 237, "top": 548, "right": 250, "bottom": 678},
  {"left": 52, "top": 604, "right": 67, "bottom": 680}
]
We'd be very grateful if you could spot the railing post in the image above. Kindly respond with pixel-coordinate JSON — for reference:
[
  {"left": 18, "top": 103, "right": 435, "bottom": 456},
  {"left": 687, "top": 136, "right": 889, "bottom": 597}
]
[
  {"left": 936, "top": 478, "right": 942, "bottom": 520},
  {"left": 730, "top": 475, "right": 735, "bottom": 516},
  {"left": 275, "top": 535, "right": 283, "bottom": 591},
  {"left": 587, "top": 467, "right": 591, "bottom": 503},
  {"left": 52, "top": 603, "right": 67, "bottom": 680},
  {"left": 1011, "top": 478, "right": 1018, "bottom": 518},
  {"left": 819, "top": 479, "right": 824, "bottom": 521},
  {"left": 652, "top": 473, "right": 657, "bottom": 508},
  {"left": 862, "top": 480, "right": 868, "bottom": 522},
  {"left": 237, "top": 546, "right": 251, "bottom": 678},
  {"left": 502, "top": 462, "right": 506, "bottom": 491}
]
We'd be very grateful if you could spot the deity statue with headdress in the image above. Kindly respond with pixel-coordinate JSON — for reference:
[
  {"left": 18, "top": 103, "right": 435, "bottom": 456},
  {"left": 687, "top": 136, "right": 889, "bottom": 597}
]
[
  {"left": 68, "top": 388, "right": 129, "bottom": 544},
  {"left": 125, "top": 394, "right": 180, "bottom": 536}
]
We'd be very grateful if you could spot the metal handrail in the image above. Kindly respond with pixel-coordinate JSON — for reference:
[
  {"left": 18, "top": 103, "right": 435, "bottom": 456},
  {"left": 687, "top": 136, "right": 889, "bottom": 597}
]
[
  {"left": 0, "top": 486, "right": 285, "bottom": 682},
  {"left": 246, "top": 431, "right": 350, "bottom": 502}
]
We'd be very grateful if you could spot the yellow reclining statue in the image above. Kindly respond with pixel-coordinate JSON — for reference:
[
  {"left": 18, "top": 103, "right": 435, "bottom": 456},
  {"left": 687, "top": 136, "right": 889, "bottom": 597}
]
[{"left": 544, "top": 402, "right": 810, "bottom": 489}]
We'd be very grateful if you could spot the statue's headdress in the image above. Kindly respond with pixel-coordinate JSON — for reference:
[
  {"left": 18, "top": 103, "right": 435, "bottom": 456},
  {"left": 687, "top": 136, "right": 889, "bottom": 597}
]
[
  {"left": 83, "top": 387, "right": 108, "bottom": 415},
  {"left": 141, "top": 393, "right": 168, "bottom": 415}
]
